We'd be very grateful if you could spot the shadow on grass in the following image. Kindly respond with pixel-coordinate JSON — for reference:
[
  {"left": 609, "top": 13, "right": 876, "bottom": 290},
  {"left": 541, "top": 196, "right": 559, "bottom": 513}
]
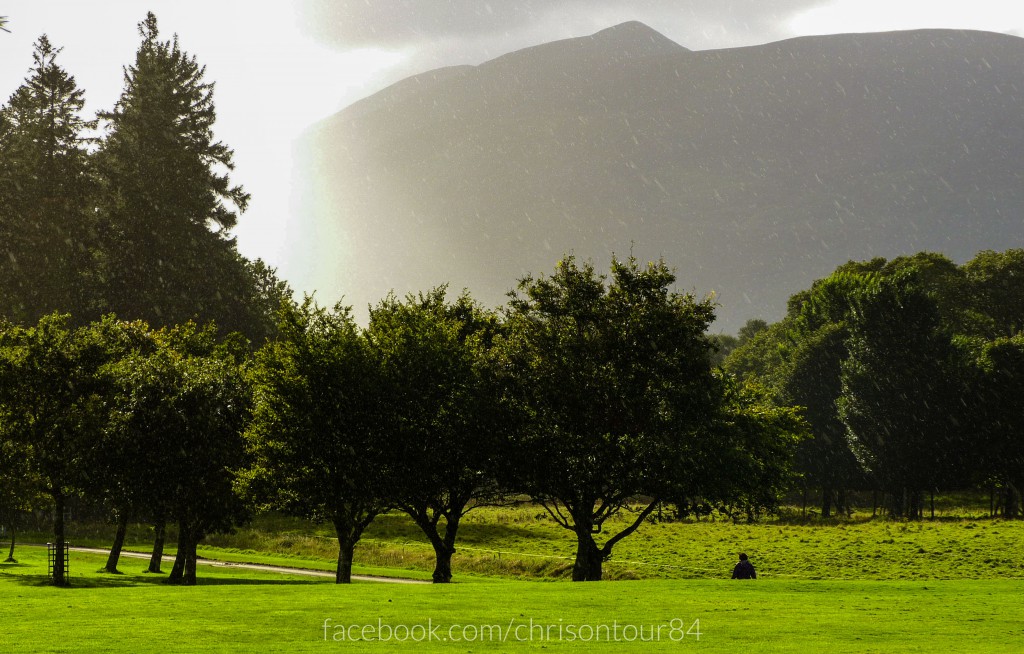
[
  {"left": 364, "top": 512, "right": 551, "bottom": 544},
  {"left": 772, "top": 512, "right": 1002, "bottom": 526},
  {"left": 1, "top": 571, "right": 327, "bottom": 589},
  {"left": 455, "top": 521, "right": 562, "bottom": 545}
]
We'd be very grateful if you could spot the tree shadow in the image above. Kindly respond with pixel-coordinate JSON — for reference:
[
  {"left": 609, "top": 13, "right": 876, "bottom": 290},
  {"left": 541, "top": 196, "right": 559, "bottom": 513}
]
[
  {"left": 366, "top": 513, "right": 557, "bottom": 544},
  {"left": 0, "top": 571, "right": 327, "bottom": 589}
]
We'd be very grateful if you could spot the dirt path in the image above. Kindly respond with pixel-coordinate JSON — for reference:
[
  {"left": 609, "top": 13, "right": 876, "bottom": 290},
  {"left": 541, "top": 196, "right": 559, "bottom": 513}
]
[{"left": 67, "top": 546, "right": 429, "bottom": 584}]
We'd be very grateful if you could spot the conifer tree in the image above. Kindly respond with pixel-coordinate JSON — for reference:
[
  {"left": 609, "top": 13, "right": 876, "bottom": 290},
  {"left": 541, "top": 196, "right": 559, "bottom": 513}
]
[
  {"left": 0, "top": 36, "right": 96, "bottom": 323},
  {"left": 97, "top": 13, "right": 250, "bottom": 328}
]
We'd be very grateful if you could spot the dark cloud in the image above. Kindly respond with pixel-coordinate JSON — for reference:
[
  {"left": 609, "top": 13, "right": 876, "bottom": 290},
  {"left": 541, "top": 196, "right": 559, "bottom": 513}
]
[
  {"left": 298, "top": 0, "right": 549, "bottom": 47},
  {"left": 299, "top": 0, "right": 820, "bottom": 52}
]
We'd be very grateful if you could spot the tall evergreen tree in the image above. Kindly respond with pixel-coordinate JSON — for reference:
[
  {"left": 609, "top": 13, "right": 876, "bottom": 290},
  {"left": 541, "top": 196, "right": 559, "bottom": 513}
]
[
  {"left": 0, "top": 36, "right": 97, "bottom": 324},
  {"left": 96, "top": 12, "right": 250, "bottom": 328}
]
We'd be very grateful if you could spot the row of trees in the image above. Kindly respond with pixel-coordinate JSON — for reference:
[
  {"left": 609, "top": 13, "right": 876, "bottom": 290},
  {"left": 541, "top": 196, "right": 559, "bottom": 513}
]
[
  {"left": 0, "top": 314, "right": 249, "bottom": 585},
  {"left": 0, "top": 14, "right": 289, "bottom": 342},
  {"left": 0, "top": 257, "right": 806, "bottom": 586},
  {"left": 724, "top": 250, "right": 1024, "bottom": 519},
  {"left": 0, "top": 13, "right": 296, "bottom": 586}
]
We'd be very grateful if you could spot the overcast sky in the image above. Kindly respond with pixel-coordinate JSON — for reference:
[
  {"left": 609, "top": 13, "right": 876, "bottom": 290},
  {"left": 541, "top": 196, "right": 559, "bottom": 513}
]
[{"left": 3, "top": 0, "right": 1024, "bottom": 298}]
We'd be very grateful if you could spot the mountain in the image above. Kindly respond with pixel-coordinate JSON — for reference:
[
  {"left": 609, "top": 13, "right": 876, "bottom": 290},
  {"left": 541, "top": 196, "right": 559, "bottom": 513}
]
[{"left": 291, "top": 22, "right": 1024, "bottom": 332}]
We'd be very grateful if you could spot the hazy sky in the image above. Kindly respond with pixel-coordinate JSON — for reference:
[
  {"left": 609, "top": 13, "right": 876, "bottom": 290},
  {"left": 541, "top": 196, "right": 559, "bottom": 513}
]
[{"left": 2, "top": 1, "right": 1024, "bottom": 298}]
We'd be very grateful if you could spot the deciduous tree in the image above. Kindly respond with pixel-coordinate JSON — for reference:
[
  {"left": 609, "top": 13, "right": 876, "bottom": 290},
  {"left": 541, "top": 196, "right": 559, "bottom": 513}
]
[
  {"left": 245, "top": 300, "right": 387, "bottom": 583},
  {"left": 500, "top": 256, "right": 722, "bottom": 581},
  {"left": 368, "top": 288, "right": 506, "bottom": 583}
]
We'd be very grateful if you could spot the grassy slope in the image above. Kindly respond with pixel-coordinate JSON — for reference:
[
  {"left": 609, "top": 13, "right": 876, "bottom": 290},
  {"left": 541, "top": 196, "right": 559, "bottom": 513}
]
[
  {"left": 21, "top": 504, "right": 1024, "bottom": 581},
  {"left": 2, "top": 546, "right": 1022, "bottom": 653},
  {"left": 202, "top": 507, "right": 1024, "bottom": 581}
]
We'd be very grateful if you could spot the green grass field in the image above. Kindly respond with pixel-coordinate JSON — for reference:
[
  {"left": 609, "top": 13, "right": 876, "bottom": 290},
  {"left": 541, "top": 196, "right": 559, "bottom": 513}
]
[
  {"left": 2, "top": 546, "right": 1022, "bottom": 653},
  {"left": 3, "top": 504, "right": 1024, "bottom": 652}
]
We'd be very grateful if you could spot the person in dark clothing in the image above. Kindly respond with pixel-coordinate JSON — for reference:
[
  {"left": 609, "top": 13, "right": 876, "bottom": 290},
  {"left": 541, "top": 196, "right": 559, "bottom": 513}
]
[{"left": 731, "top": 553, "right": 756, "bottom": 579}]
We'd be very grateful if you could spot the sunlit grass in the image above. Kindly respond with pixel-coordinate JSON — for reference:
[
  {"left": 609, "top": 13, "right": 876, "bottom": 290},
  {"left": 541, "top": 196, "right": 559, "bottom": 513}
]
[{"left": 2, "top": 545, "right": 1022, "bottom": 653}]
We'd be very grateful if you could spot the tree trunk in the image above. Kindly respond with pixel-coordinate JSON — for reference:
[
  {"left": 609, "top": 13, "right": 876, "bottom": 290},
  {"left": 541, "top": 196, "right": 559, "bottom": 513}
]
[
  {"left": 429, "top": 540, "right": 455, "bottom": 584},
  {"left": 887, "top": 488, "right": 905, "bottom": 519},
  {"left": 104, "top": 512, "right": 129, "bottom": 574},
  {"left": 908, "top": 490, "right": 922, "bottom": 520},
  {"left": 183, "top": 531, "right": 198, "bottom": 586},
  {"left": 821, "top": 487, "right": 833, "bottom": 518},
  {"left": 5, "top": 526, "right": 15, "bottom": 563},
  {"left": 52, "top": 493, "right": 68, "bottom": 587},
  {"left": 329, "top": 508, "right": 380, "bottom": 584},
  {"left": 147, "top": 520, "right": 166, "bottom": 573},
  {"left": 571, "top": 531, "right": 603, "bottom": 581},
  {"left": 335, "top": 534, "right": 355, "bottom": 584},
  {"left": 1006, "top": 483, "right": 1021, "bottom": 519},
  {"left": 405, "top": 506, "right": 464, "bottom": 584},
  {"left": 427, "top": 513, "right": 460, "bottom": 584},
  {"left": 166, "top": 520, "right": 188, "bottom": 584}
]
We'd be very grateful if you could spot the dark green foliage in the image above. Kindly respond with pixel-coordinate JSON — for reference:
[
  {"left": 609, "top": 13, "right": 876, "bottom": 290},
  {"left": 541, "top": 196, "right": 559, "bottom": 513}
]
[
  {"left": 722, "top": 320, "right": 788, "bottom": 383},
  {"left": 501, "top": 256, "right": 726, "bottom": 580},
  {"left": 0, "top": 314, "right": 121, "bottom": 584},
  {"left": 0, "top": 36, "right": 97, "bottom": 324},
  {"left": 778, "top": 322, "right": 863, "bottom": 515},
  {"left": 706, "top": 380, "right": 807, "bottom": 520},
  {"left": 725, "top": 250, "right": 1024, "bottom": 519},
  {"left": 367, "top": 288, "right": 506, "bottom": 583},
  {"left": 711, "top": 319, "right": 769, "bottom": 367},
  {"left": 244, "top": 299, "right": 387, "bottom": 583},
  {"left": 837, "top": 273, "right": 965, "bottom": 518},
  {"left": 0, "top": 17, "right": 280, "bottom": 343},
  {"left": 962, "top": 249, "right": 1024, "bottom": 338},
  {"left": 709, "top": 333, "right": 739, "bottom": 366},
  {"left": 973, "top": 335, "right": 1024, "bottom": 517},
  {"left": 95, "top": 13, "right": 254, "bottom": 332},
  {"left": 104, "top": 323, "right": 250, "bottom": 585}
]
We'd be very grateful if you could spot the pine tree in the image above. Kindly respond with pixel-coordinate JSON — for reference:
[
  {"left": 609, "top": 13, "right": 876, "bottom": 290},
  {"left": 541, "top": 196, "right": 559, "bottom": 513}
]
[
  {"left": 97, "top": 12, "right": 250, "bottom": 328},
  {"left": 0, "top": 35, "right": 97, "bottom": 323}
]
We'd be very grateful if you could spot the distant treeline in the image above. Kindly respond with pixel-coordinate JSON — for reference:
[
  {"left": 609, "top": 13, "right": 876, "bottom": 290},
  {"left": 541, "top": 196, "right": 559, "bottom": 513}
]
[{"left": 721, "top": 250, "right": 1024, "bottom": 521}]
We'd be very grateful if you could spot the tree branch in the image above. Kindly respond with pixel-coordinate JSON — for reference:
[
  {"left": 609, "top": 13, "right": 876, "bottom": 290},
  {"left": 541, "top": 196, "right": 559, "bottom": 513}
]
[{"left": 599, "top": 499, "right": 659, "bottom": 556}]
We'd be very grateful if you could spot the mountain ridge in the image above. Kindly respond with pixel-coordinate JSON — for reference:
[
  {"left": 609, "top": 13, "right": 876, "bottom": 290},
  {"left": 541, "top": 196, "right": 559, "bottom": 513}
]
[{"left": 292, "top": 23, "right": 1024, "bottom": 331}]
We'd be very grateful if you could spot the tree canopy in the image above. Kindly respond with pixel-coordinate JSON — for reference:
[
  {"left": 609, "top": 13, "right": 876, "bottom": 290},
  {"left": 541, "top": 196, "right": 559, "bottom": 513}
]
[{"left": 499, "top": 256, "right": 793, "bottom": 580}]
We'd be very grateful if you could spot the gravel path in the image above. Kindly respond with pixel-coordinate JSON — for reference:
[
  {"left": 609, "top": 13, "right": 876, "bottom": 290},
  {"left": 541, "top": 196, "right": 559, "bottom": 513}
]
[{"left": 66, "top": 546, "right": 430, "bottom": 584}]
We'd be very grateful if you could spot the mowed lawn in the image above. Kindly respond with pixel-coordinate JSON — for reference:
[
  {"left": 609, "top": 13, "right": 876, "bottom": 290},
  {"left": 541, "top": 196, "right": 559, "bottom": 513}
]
[{"left": 2, "top": 546, "right": 1022, "bottom": 653}]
